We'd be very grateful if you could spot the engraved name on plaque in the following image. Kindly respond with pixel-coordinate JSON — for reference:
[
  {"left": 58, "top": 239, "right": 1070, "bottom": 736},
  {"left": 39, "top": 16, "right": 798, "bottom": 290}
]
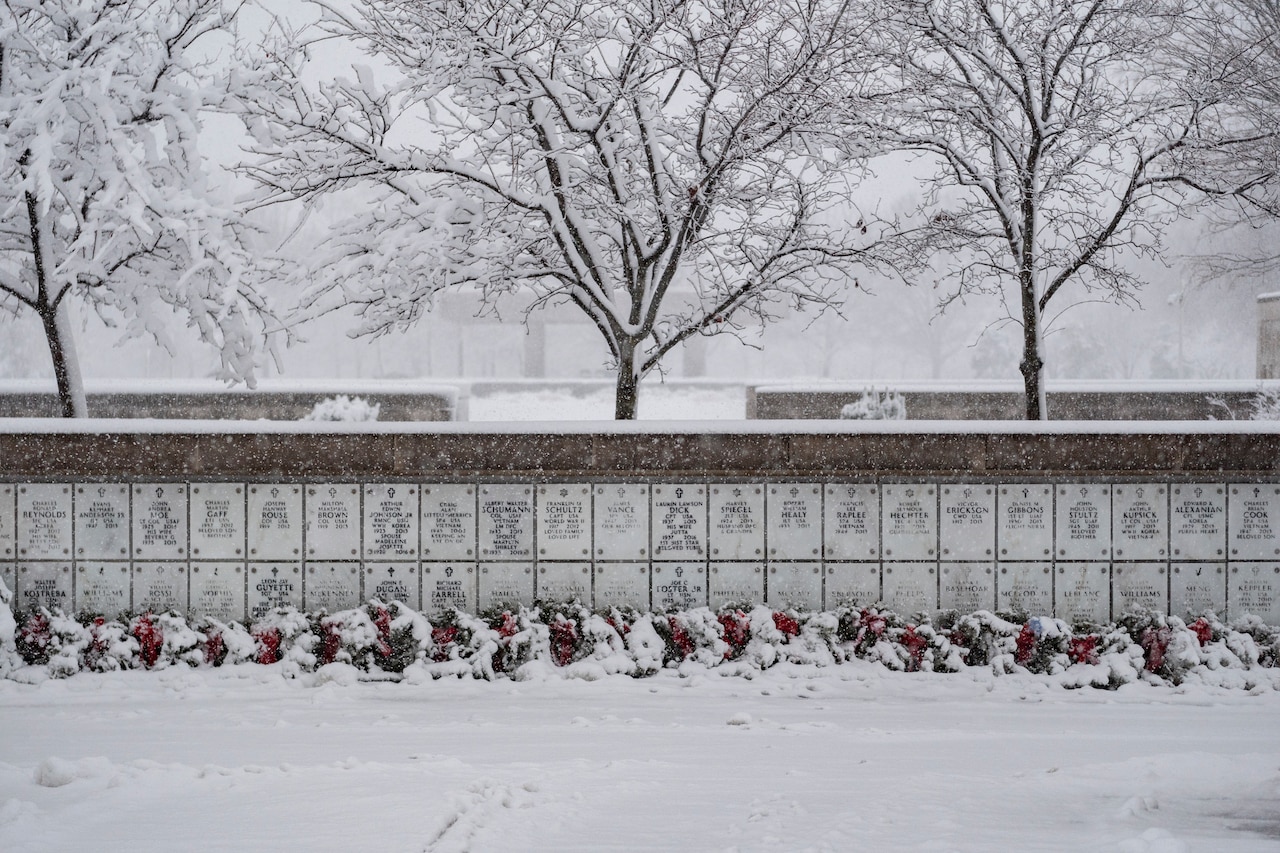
[
  {"left": 364, "top": 484, "right": 418, "bottom": 559},
  {"left": 709, "top": 485, "right": 764, "bottom": 560},
  {"left": 537, "top": 485, "right": 591, "bottom": 560},
  {"left": 652, "top": 563, "right": 707, "bottom": 611},
  {"left": 133, "top": 563, "right": 188, "bottom": 614},
  {"left": 133, "top": 484, "right": 188, "bottom": 560},
  {"left": 75, "top": 562, "right": 131, "bottom": 618},
  {"left": 998, "top": 484, "right": 1053, "bottom": 560},
  {"left": 17, "top": 484, "right": 72, "bottom": 559},
  {"left": 940, "top": 485, "right": 995, "bottom": 560},
  {"left": 537, "top": 562, "right": 591, "bottom": 604},
  {"left": 75, "top": 485, "right": 129, "bottom": 559},
  {"left": 1055, "top": 563, "right": 1109, "bottom": 626},
  {"left": 594, "top": 484, "right": 649, "bottom": 560},
  {"left": 365, "top": 563, "right": 418, "bottom": 608},
  {"left": 479, "top": 486, "right": 534, "bottom": 559},
  {"left": 189, "top": 563, "right": 246, "bottom": 623},
  {"left": 824, "top": 563, "right": 880, "bottom": 609},
  {"left": 422, "top": 485, "right": 477, "bottom": 561},
  {"left": 1170, "top": 485, "right": 1226, "bottom": 560},
  {"left": 824, "top": 485, "right": 879, "bottom": 560},
  {"left": 767, "top": 485, "right": 822, "bottom": 560},
  {"left": 998, "top": 563, "right": 1054, "bottom": 617},
  {"left": 190, "top": 484, "right": 245, "bottom": 560},
  {"left": 306, "top": 485, "right": 359, "bottom": 559},
  {"left": 305, "top": 563, "right": 361, "bottom": 612},
  {"left": 248, "top": 485, "right": 302, "bottom": 561},
  {"left": 423, "top": 564, "right": 476, "bottom": 616},
  {"left": 593, "top": 563, "right": 649, "bottom": 611},
  {"left": 478, "top": 563, "right": 534, "bottom": 610},
  {"left": 1112, "top": 485, "right": 1168, "bottom": 560},
  {"left": 767, "top": 563, "right": 822, "bottom": 611},
  {"left": 939, "top": 563, "right": 995, "bottom": 614},
  {"left": 652, "top": 484, "right": 707, "bottom": 559},
  {"left": 1171, "top": 563, "right": 1226, "bottom": 620},
  {"left": 248, "top": 563, "right": 301, "bottom": 619},
  {"left": 1111, "top": 563, "right": 1168, "bottom": 619},
  {"left": 1228, "top": 563, "right": 1280, "bottom": 623},
  {"left": 1228, "top": 485, "right": 1280, "bottom": 560},
  {"left": 709, "top": 562, "right": 764, "bottom": 610},
  {"left": 882, "top": 563, "right": 937, "bottom": 615},
  {"left": 1055, "top": 485, "right": 1111, "bottom": 560},
  {"left": 17, "top": 563, "right": 71, "bottom": 612},
  {"left": 881, "top": 485, "right": 937, "bottom": 561},
  {"left": 0, "top": 484, "right": 14, "bottom": 559}
]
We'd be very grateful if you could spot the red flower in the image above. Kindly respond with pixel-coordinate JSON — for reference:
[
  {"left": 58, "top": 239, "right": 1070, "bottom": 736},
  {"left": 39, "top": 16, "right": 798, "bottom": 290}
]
[
  {"left": 371, "top": 605, "right": 393, "bottom": 658},
  {"left": 1189, "top": 618, "right": 1213, "bottom": 647},
  {"left": 549, "top": 617, "right": 578, "bottom": 667},
  {"left": 132, "top": 613, "right": 163, "bottom": 669},
  {"left": 317, "top": 619, "right": 343, "bottom": 666},
  {"left": 1068, "top": 635, "right": 1098, "bottom": 665},
  {"left": 772, "top": 612, "right": 800, "bottom": 639},
  {"left": 253, "top": 627, "right": 282, "bottom": 664},
  {"left": 1014, "top": 623, "right": 1037, "bottom": 666},
  {"left": 667, "top": 616, "right": 695, "bottom": 660},
  {"left": 718, "top": 610, "right": 750, "bottom": 659},
  {"left": 1140, "top": 626, "right": 1171, "bottom": 673},
  {"left": 605, "top": 616, "right": 630, "bottom": 638},
  {"left": 431, "top": 625, "right": 458, "bottom": 661},
  {"left": 202, "top": 627, "right": 225, "bottom": 667},
  {"left": 494, "top": 611, "right": 520, "bottom": 639},
  {"left": 901, "top": 625, "right": 928, "bottom": 671},
  {"left": 861, "top": 608, "right": 887, "bottom": 637}
]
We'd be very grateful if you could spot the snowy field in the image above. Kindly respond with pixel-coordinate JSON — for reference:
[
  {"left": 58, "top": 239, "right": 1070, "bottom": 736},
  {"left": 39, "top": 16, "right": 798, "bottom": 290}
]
[{"left": 2, "top": 664, "right": 1279, "bottom": 852}]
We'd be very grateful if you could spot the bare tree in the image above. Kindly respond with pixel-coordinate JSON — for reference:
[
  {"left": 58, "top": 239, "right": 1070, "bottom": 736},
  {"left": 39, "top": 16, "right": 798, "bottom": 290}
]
[
  {"left": 234, "top": 0, "right": 890, "bottom": 418},
  {"left": 868, "top": 0, "right": 1273, "bottom": 418},
  {"left": 0, "top": 0, "right": 281, "bottom": 417}
]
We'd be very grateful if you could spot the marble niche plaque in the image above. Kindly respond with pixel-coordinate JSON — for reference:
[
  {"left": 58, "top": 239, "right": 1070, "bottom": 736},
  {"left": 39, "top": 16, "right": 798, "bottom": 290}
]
[
  {"left": 537, "top": 562, "right": 591, "bottom": 604},
  {"left": 479, "top": 485, "right": 534, "bottom": 560},
  {"left": 75, "top": 562, "right": 131, "bottom": 618},
  {"left": 1112, "top": 484, "right": 1168, "bottom": 561},
  {"left": 1171, "top": 563, "right": 1226, "bottom": 620},
  {"left": 17, "top": 484, "right": 72, "bottom": 559},
  {"left": 709, "top": 485, "right": 764, "bottom": 560},
  {"left": 594, "top": 484, "right": 649, "bottom": 560},
  {"left": 1111, "top": 563, "right": 1168, "bottom": 619},
  {"left": 306, "top": 485, "right": 360, "bottom": 559},
  {"left": 133, "top": 563, "right": 188, "bottom": 614},
  {"left": 423, "top": 564, "right": 476, "bottom": 616},
  {"left": 190, "top": 484, "right": 245, "bottom": 560},
  {"left": 824, "top": 563, "right": 881, "bottom": 609},
  {"left": 1229, "top": 563, "right": 1280, "bottom": 622},
  {"left": 882, "top": 563, "right": 937, "bottom": 615},
  {"left": 421, "top": 485, "right": 477, "bottom": 561},
  {"left": 1055, "top": 485, "right": 1111, "bottom": 560},
  {"left": 74, "top": 484, "right": 129, "bottom": 559},
  {"left": 939, "top": 562, "right": 996, "bottom": 614},
  {"left": 767, "top": 484, "right": 822, "bottom": 560},
  {"left": 593, "top": 563, "right": 650, "bottom": 611},
  {"left": 132, "top": 484, "right": 188, "bottom": 560},
  {"left": 709, "top": 562, "right": 764, "bottom": 609},
  {"left": 1228, "top": 485, "right": 1280, "bottom": 560},
  {"left": 652, "top": 563, "right": 707, "bottom": 611},
  {"left": 247, "top": 485, "right": 303, "bottom": 561},
  {"left": 997, "top": 563, "right": 1054, "bottom": 617},
  {"left": 881, "top": 485, "right": 937, "bottom": 561},
  {"left": 767, "top": 562, "right": 822, "bottom": 611},
  {"left": 305, "top": 563, "right": 361, "bottom": 612},
  {"left": 248, "top": 563, "right": 302, "bottom": 620},
  {"left": 365, "top": 563, "right": 419, "bottom": 608},
  {"left": 0, "top": 484, "right": 14, "bottom": 559},
  {"left": 16, "top": 563, "right": 71, "bottom": 612},
  {"left": 824, "top": 485, "right": 879, "bottom": 560},
  {"left": 651, "top": 484, "right": 707, "bottom": 559},
  {"left": 478, "top": 562, "right": 534, "bottom": 610},
  {"left": 189, "top": 563, "right": 246, "bottom": 623},
  {"left": 537, "top": 484, "right": 592, "bottom": 560},
  {"left": 997, "top": 484, "right": 1052, "bottom": 560},
  {"left": 364, "top": 484, "right": 419, "bottom": 560},
  {"left": 1055, "top": 563, "right": 1110, "bottom": 626},
  {"left": 939, "top": 485, "right": 995, "bottom": 560},
  {"left": 1170, "top": 485, "right": 1226, "bottom": 560},
  {"left": 1, "top": 563, "right": 14, "bottom": 602}
]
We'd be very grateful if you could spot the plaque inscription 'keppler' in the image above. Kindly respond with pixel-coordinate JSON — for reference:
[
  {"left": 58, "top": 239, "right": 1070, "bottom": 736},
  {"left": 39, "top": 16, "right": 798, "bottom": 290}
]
[
  {"left": 190, "top": 484, "right": 244, "bottom": 559},
  {"left": 1229, "top": 563, "right": 1280, "bottom": 622},
  {"left": 75, "top": 485, "right": 129, "bottom": 559}
]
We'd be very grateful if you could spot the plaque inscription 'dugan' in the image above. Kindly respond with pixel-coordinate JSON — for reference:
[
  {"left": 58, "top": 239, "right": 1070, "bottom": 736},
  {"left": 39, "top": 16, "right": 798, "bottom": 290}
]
[
  {"left": 824, "top": 485, "right": 878, "bottom": 560},
  {"left": 423, "top": 563, "right": 476, "bottom": 616},
  {"left": 479, "top": 485, "right": 534, "bottom": 559},
  {"left": 537, "top": 484, "right": 591, "bottom": 560},
  {"left": 365, "top": 563, "right": 417, "bottom": 608},
  {"left": 189, "top": 563, "right": 246, "bottom": 623},
  {"left": 190, "top": 483, "right": 244, "bottom": 560},
  {"left": 1055, "top": 563, "right": 1109, "bottom": 626},
  {"left": 709, "top": 485, "right": 764, "bottom": 560},
  {"left": 939, "top": 485, "right": 995, "bottom": 560},
  {"left": 881, "top": 485, "right": 937, "bottom": 561},
  {"left": 364, "top": 484, "right": 418, "bottom": 559},
  {"left": 767, "top": 484, "right": 822, "bottom": 560},
  {"left": 651, "top": 484, "right": 706, "bottom": 559},
  {"left": 421, "top": 485, "right": 477, "bottom": 560},
  {"left": 1056, "top": 485, "right": 1111, "bottom": 560},
  {"left": 306, "top": 484, "right": 359, "bottom": 559},
  {"left": 75, "top": 484, "right": 129, "bottom": 559},
  {"left": 17, "top": 484, "right": 72, "bottom": 559},
  {"left": 1112, "top": 484, "right": 1168, "bottom": 560},
  {"left": 997, "top": 484, "right": 1052, "bottom": 560},
  {"left": 248, "top": 485, "right": 302, "bottom": 560},
  {"left": 75, "top": 562, "right": 131, "bottom": 619},
  {"left": 1170, "top": 485, "right": 1226, "bottom": 560},
  {"left": 594, "top": 484, "right": 649, "bottom": 560},
  {"left": 767, "top": 562, "right": 822, "bottom": 610},
  {"left": 1228, "top": 485, "right": 1280, "bottom": 560},
  {"left": 133, "top": 484, "right": 188, "bottom": 560}
]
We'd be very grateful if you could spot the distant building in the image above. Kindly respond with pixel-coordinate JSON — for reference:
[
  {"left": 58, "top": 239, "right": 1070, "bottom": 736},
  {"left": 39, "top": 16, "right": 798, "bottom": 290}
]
[{"left": 1260, "top": 293, "right": 1280, "bottom": 379}]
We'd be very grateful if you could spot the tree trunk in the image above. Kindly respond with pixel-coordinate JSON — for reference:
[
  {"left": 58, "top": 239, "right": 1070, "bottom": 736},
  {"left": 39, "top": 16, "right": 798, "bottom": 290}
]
[
  {"left": 614, "top": 343, "right": 640, "bottom": 420},
  {"left": 40, "top": 301, "right": 87, "bottom": 418},
  {"left": 1018, "top": 277, "right": 1047, "bottom": 421}
]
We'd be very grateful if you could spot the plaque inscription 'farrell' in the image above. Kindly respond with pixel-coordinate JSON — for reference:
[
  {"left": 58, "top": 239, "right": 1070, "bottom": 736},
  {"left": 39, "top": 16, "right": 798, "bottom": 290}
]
[
  {"left": 652, "top": 563, "right": 707, "bottom": 611},
  {"left": 189, "top": 563, "right": 246, "bottom": 623},
  {"left": 1171, "top": 563, "right": 1225, "bottom": 620},
  {"left": 537, "top": 485, "right": 591, "bottom": 560},
  {"left": 998, "top": 485, "right": 1052, "bottom": 560},
  {"left": 882, "top": 485, "right": 937, "bottom": 561},
  {"left": 652, "top": 484, "right": 706, "bottom": 559},
  {"left": 75, "top": 485, "right": 129, "bottom": 559},
  {"left": 423, "top": 563, "right": 476, "bottom": 616},
  {"left": 1229, "top": 485, "right": 1280, "bottom": 560},
  {"left": 593, "top": 563, "right": 649, "bottom": 611},
  {"left": 75, "top": 562, "right": 131, "bottom": 618},
  {"left": 190, "top": 484, "right": 244, "bottom": 559},
  {"left": 939, "top": 562, "right": 995, "bottom": 614},
  {"left": 1055, "top": 563, "right": 1109, "bottom": 626},
  {"left": 767, "top": 562, "right": 822, "bottom": 610},
  {"left": 421, "top": 485, "right": 477, "bottom": 560},
  {"left": 594, "top": 484, "right": 649, "bottom": 560},
  {"left": 1112, "top": 485, "right": 1168, "bottom": 560},
  {"left": 133, "top": 484, "right": 188, "bottom": 559},
  {"left": 1056, "top": 485, "right": 1111, "bottom": 559},
  {"left": 1229, "top": 563, "right": 1280, "bottom": 623},
  {"left": 248, "top": 563, "right": 301, "bottom": 620},
  {"left": 767, "top": 485, "right": 822, "bottom": 559},
  {"left": 940, "top": 486, "right": 995, "bottom": 560},
  {"left": 479, "top": 486, "right": 534, "bottom": 559},
  {"left": 709, "top": 486, "right": 764, "bottom": 560},
  {"left": 248, "top": 486, "right": 302, "bottom": 560},
  {"left": 364, "top": 484, "right": 418, "bottom": 559},
  {"left": 824, "top": 485, "right": 879, "bottom": 560},
  {"left": 306, "top": 485, "right": 359, "bottom": 559},
  {"left": 17, "top": 484, "right": 72, "bottom": 559},
  {"left": 1170, "top": 485, "right": 1226, "bottom": 560}
]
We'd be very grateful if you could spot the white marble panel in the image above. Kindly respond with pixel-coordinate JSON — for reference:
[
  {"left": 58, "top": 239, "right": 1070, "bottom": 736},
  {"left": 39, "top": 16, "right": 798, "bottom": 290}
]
[
  {"left": 881, "top": 485, "right": 937, "bottom": 561},
  {"left": 17, "top": 484, "right": 72, "bottom": 560},
  {"left": 75, "top": 562, "right": 131, "bottom": 619},
  {"left": 882, "top": 562, "right": 937, "bottom": 616},
  {"left": 537, "top": 561, "right": 592, "bottom": 604},
  {"left": 1170, "top": 563, "right": 1226, "bottom": 621},
  {"left": 423, "top": 563, "right": 476, "bottom": 617},
  {"left": 305, "top": 562, "right": 361, "bottom": 612},
  {"left": 767, "top": 562, "right": 822, "bottom": 611},
  {"left": 1054, "top": 563, "right": 1110, "bottom": 626},
  {"left": 190, "top": 484, "right": 245, "bottom": 560},
  {"left": 16, "top": 562, "right": 71, "bottom": 612},
  {"left": 133, "top": 562, "right": 188, "bottom": 614},
  {"left": 997, "top": 484, "right": 1053, "bottom": 560},
  {"left": 74, "top": 484, "right": 129, "bottom": 559},
  {"left": 365, "top": 563, "right": 418, "bottom": 608},
  {"left": 593, "top": 563, "right": 649, "bottom": 612},
  {"left": 0, "top": 484, "right": 13, "bottom": 559},
  {"left": 1169, "top": 485, "right": 1227, "bottom": 560},
  {"left": 132, "top": 484, "right": 188, "bottom": 560},
  {"left": 651, "top": 563, "right": 707, "bottom": 611},
  {"left": 823, "top": 485, "right": 879, "bottom": 560},
  {"left": 1112, "top": 563, "right": 1168, "bottom": 619},
  {"left": 766, "top": 484, "right": 822, "bottom": 560},
  {"left": 594, "top": 484, "right": 649, "bottom": 560},
  {"left": 247, "top": 563, "right": 302, "bottom": 620},
  {"left": 478, "top": 485, "right": 534, "bottom": 560},
  {"left": 997, "top": 563, "right": 1054, "bottom": 617},
  {"left": 189, "top": 563, "right": 246, "bottom": 623},
  {"left": 1, "top": 562, "right": 14, "bottom": 602},
  {"left": 1055, "top": 485, "right": 1111, "bottom": 560},
  {"left": 939, "top": 562, "right": 996, "bottom": 614},
  {"left": 939, "top": 485, "right": 995, "bottom": 560},
  {"left": 247, "top": 485, "right": 303, "bottom": 561},
  {"left": 1112, "top": 484, "right": 1168, "bottom": 561},
  {"left": 537, "top": 484, "right": 592, "bottom": 560},
  {"left": 421, "top": 485, "right": 477, "bottom": 561},
  {"left": 364, "top": 484, "right": 419, "bottom": 559},
  {"left": 305, "top": 484, "right": 360, "bottom": 559},
  {"left": 1228, "top": 484, "right": 1280, "bottom": 560},
  {"left": 709, "top": 485, "right": 765, "bottom": 560},
  {"left": 651, "top": 484, "right": 707, "bottom": 559},
  {"left": 824, "top": 563, "right": 881, "bottom": 609},
  {"left": 1228, "top": 563, "right": 1280, "bottom": 623},
  {"left": 478, "top": 562, "right": 534, "bottom": 610},
  {"left": 708, "top": 562, "right": 764, "bottom": 609}
]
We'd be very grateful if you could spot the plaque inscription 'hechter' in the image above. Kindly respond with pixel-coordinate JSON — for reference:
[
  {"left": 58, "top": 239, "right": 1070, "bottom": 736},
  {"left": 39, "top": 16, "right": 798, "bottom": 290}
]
[
  {"left": 651, "top": 484, "right": 706, "bottom": 559},
  {"left": 190, "top": 484, "right": 244, "bottom": 560},
  {"left": 594, "top": 484, "right": 649, "bottom": 560},
  {"left": 709, "top": 486, "right": 764, "bottom": 560},
  {"left": 75, "top": 484, "right": 129, "bottom": 559},
  {"left": 881, "top": 485, "right": 937, "bottom": 561},
  {"left": 306, "top": 485, "right": 359, "bottom": 559}
]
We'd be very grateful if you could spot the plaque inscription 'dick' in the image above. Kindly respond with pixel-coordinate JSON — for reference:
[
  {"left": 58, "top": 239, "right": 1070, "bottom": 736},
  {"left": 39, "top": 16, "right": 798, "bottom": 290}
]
[
  {"left": 305, "top": 563, "right": 361, "bottom": 612},
  {"left": 709, "top": 562, "right": 764, "bottom": 609},
  {"left": 17, "top": 484, "right": 72, "bottom": 559},
  {"left": 537, "top": 484, "right": 592, "bottom": 560},
  {"left": 767, "top": 562, "right": 822, "bottom": 610},
  {"left": 939, "top": 562, "right": 995, "bottom": 614},
  {"left": 652, "top": 563, "right": 707, "bottom": 611},
  {"left": 306, "top": 485, "right": 359, "bottom": 559},
  {"left": 998, "top": 563, "right": 1054, "bottom": 616},
  {"left": 1171, "top": 563, "right": 1225, "bottom": 621},
  {"left": 1228, "top": 485, "right": 1280, "bottom": 560},
  {"left": 133, "top": 562, "right": 188, "bottom": 614},
  {"left": 479, "top": 486, "right": 534, "bottom": 559},
  {"left": 824, "top": 485, "right": 879, "bottom": 560},
  {"left": 651, "top": 484, "right": 706, "bottom": 559},
  {"left": 423, "top": 564, "right": 476, "bottom": 616},
  {"left": 1112, "top": 563, "right": 1168, "bottom": 619},
  {"left": 593, "top": 563, "right": 649, "bottom": 611},
  {"left": 422, "top": 485, "right": 476, "bottom": 561},
  {"left": 479, "top": 562, "right": 534, "bottom": 610},
  {"left": 881, "top": 485, "right": 937, "bottom": 561},
  {"left": 76, "top": 562, "right": 131, "bottom": 619},
  {"left": 75, "top": 484, "right": 129, "bottom": 559},
  {"left": 537, "top": 562, "right": 592, "bottom": 604},
  {"left": 190, "top": 484, "right": 244, "bottom": 559},
  {"left": 882, "top": 562, "right": 937, "bottom": 615},
  {"left": 939, "top": 485, "right": 995, "bottom": 560},
  {"left": 18, "top": 562, "right": 71, "bottom": 612},
  {"left": 364, "top": 484, "right": 418, "bottom": 559},
  {"left": 365, "top": 563, "right": 418, "bottom": 608},
  {"left": 998, "top": 484, "right": 1052, "bottom": 560},
  {"left": 1055, "top": 563, "right": 1109, "bottom": 626},
  {"left": 248, "top": 485, "right": 302, "bottom": 560},
  {"left": 1229, "top": 563, "right": 1280, "bottom": 623},
  {"left": 0, "top": 484, "right": 14, "bottom": 558},
  {"left": 190, "top": 563, "right": 246, "bottom": 623},
  {"left": 1113, "top": 484, "right": 1168, "bottom": 560},
  {"left": 133, "top": 484, "right": 188, "bottom": 560},
  {"left": 767, "top": 485, "right": 822, "bottom": 559},
  {"left": 824, "top": 562, "right": 881, "bottom": 608},
  {"left": 1170, "top": 485, "right": 1226, "bottom": 560},
  {"left": 709, "top": 485, "right": 764, "bottom": 560},
  {"left": 1056, "top": 485, "right": 1111, "bottom": 559},
  {"left": 594, "top": 484, "right": 649, "bottom": 560},
  {"left": 248, "top": 563, "right": 301, "bottom": 619}
]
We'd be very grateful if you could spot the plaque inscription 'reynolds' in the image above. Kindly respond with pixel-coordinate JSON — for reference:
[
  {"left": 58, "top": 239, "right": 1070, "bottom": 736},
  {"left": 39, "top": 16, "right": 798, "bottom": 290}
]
[
  {"left": 1170, "top": 485, "right": 1226, "bottom": 560},
  {"left": 1112, "top": 484, "right": 1168, "bottom": 560},
  {"left": 364, "top": 484, "right": 418, "bottom": 559},
  {"left": 307, "top": 485, "right": 359, "bottom": 559},
  {"left": 709, "top": 485, "right": 764, "bottom": 560},
  {"left": 594, "top": 484, "right": 649, "bottom": 560},
  {"left": 651, "top": 484, "right": 706, "bottom": 559},
  {"left": 248, "top": 485, "right": 302, "bottom": 560},
  {"left": 17, "top": 484, "right": 72, "bottom": 559},
  {"left": 537, "top": 484, "right": 591, "bottom": 560},
  {"left": 824, "top": 485, "right": 879, "bottom": 560},
  {"left": 421, "top": 485, "right": 476, "bottom": 560},
  {"left": 75, "top": 484, "right": 129, "bottom": 559},
  {"left": 998, "top": 484, "right": 1052, "bottom": 560},
  {"left": 939, "top": 485, "right": 995, "bottom": 560},
  {"left": 767, "top": 485, "right": 822, "bottom": 560},
  {"left": 190, "top": 484, "right": 245, "bottom": 559},
  {"left": 133, "top": 484, "right": 188, "bottom": 559},
  {"left": 479, "top": 485, "right": 534, "bottom": 559},
  {"left": 1229, "top": 485, "right": 1280, "bottom": 560}
]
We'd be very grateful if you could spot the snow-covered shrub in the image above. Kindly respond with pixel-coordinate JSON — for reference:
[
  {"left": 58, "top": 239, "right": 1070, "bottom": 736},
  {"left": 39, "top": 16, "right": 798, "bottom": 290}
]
[
  {"left": 191, "top": 617, "right": 257, "bottom": 667},
  {"left": 301, "top": 395, "right": 380, "bottom": 422},
  {"left": 839, "top": 388, "right": 906, "bottom": 420},
  {"left": 0, "top": 580, "right": 21, "bottom": 677},
  {"left": 81, "top": 616, "right": 138, "bottom": 673},
  {"left": 251, "top": 607, "right": 315, "bottom": 674}
]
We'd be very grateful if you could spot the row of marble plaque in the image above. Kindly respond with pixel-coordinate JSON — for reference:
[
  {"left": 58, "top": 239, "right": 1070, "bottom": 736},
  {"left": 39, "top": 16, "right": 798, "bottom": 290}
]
[{"left": 1, "top": 482, "right": 1277, "bottom": 564}]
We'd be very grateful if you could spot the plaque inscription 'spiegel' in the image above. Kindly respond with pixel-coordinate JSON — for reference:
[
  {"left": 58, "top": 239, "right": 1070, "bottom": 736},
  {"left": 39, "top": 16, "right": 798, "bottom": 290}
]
[
  {"left": 767, "top": 485, "right": 822, "bottom": 559},
  {"left": 651, "top": 484, "right": 706, "bottom": 559},
  {"left": 537, "top": 485, "right": 591, "bottom": 560},
  {"left": 190, "top": 484, "right": 245, "bottom": 559},
  {"left": 421, "top": 485, "right": 477, "bottom": 560},
  {"left": 306, "top": 485, "right": 359, "bottom": 559},
  {"left": 17, "top": 484, "right": 72, "bottom": 559},
  {"left": 75, "top": 484, "right": 129, "bottom": 559},
  {"left": 1170, "top": 485, "right": 1226, "bottom": 560},
  {"left": 594, "top": 484, "right": 649, "bottom": 560},
  {"left": 709, "top": 486, "right": 764, "bottom": 560},
  {"left": 939, "top": 486, "right": 995, "bottom": 560},
  {"left": 824, "top": 485, "right": 879, "bottom": 559}
]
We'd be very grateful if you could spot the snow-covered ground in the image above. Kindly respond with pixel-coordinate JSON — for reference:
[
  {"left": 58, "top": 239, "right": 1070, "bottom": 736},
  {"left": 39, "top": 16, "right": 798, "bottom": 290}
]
[
  {"left": 468, "top": 383, "right": 746, "bottom": 420},
  {"left": 2, "top": 664, "right": 1278, "bottom": 852}
]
